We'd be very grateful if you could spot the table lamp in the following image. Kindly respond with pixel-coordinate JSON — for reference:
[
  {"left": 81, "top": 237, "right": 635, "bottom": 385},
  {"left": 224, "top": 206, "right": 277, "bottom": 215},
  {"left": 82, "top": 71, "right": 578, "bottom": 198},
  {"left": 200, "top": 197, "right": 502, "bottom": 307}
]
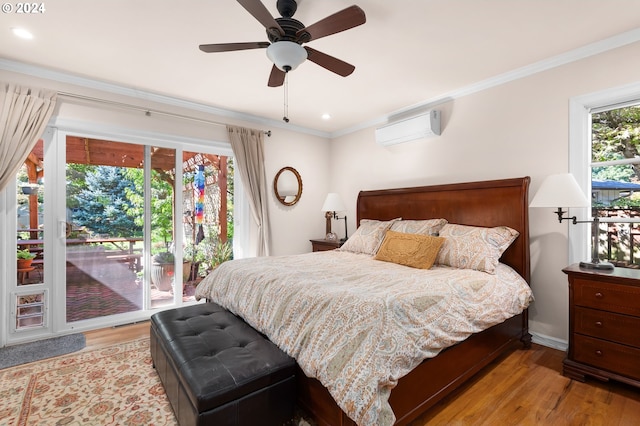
[{"left": 530, "top": 173, "right": 614, "bottom": 270}]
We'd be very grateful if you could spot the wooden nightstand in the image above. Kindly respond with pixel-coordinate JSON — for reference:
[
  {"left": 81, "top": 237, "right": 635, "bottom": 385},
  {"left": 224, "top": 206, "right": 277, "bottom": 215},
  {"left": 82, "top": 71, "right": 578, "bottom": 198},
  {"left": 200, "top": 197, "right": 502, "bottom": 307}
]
[
  {"left": 562, "top": 263, "right": 640, "bottom": 388},
  {"left": 310, "top": 239, "right": 343, "bottom": 252}
]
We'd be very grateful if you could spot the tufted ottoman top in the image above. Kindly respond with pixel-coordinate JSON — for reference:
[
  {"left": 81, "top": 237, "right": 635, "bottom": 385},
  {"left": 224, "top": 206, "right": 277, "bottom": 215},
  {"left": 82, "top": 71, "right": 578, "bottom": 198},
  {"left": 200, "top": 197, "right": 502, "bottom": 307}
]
[{"left": 151, "top": 303, "right": 296, "bottom": 414}]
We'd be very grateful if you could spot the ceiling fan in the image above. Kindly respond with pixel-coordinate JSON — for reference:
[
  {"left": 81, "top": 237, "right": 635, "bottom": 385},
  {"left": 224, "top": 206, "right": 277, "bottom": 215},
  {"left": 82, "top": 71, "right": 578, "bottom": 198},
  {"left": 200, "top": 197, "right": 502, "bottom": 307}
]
[{"left": 199, "top": 0, "right": 366, "bottom": 87}]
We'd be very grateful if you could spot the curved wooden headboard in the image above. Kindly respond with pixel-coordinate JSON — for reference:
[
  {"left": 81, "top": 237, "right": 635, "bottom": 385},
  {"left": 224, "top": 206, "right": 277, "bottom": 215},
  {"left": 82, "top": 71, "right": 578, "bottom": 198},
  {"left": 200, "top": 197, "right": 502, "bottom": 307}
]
[{"left": 356, "top": 176, "right": 531, "bottom": 283}]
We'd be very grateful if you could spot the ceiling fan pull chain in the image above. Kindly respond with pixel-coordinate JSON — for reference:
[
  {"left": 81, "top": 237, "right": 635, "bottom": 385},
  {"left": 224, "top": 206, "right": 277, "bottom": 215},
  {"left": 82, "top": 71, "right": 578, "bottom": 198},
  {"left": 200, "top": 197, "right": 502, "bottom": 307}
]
[{"left": 283, "top": 72, "right": 290, "bottom": 123}]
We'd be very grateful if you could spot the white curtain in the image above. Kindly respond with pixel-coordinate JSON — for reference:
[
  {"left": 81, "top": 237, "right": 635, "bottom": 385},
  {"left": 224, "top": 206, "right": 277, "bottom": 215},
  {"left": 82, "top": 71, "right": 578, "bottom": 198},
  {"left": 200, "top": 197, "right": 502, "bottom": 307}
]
[
  {"left": 227, "top": 125, "right": 271, "bottom": 256},
  {"left": 0, "top": 83, "right": 57, "bottom": 192}
]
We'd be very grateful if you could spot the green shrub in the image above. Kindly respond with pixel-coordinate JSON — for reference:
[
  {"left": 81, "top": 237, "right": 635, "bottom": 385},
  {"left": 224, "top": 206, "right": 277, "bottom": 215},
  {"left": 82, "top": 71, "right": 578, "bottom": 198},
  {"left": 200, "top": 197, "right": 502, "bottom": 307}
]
[
  {"left": 153, "top": 252, "right": 175, "bottom": 264},
  {"left": 17, "top": 249, "right": 36, "bottom": 260}
]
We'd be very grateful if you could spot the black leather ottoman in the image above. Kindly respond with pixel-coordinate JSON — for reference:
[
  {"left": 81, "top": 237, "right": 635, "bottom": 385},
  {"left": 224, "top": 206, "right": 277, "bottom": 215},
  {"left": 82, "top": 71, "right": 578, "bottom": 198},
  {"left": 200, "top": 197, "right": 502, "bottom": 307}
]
[{"left": 150, "top": 303, "right": 296, "bottom": 426}]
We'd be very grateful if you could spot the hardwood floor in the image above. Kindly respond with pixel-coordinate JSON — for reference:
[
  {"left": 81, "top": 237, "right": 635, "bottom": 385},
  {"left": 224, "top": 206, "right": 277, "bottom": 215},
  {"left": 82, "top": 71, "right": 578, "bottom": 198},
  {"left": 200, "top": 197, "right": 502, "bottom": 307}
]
[
  {"left": 84, "top": 324, "right": 640, "bottom": 425},
  {"left": 83, "top": 320, "right": 150, "bottom": 351},
  {"left": 411, "top": 344, "right": 640, "bottom": 426}
]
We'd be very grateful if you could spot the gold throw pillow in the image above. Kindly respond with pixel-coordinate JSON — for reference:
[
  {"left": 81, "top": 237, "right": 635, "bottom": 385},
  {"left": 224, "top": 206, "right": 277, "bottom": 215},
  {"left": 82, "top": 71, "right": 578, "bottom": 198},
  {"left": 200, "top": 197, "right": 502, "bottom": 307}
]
[{"left": 375, "top": 231, "right": 445, "bottom": 269}]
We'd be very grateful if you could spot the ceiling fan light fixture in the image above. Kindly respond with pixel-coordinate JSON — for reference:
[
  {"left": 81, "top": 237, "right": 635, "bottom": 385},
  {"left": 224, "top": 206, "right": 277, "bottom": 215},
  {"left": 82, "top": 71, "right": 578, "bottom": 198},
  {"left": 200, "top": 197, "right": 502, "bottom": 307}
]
[{"left": 267, "top": 41, "right": 307, "bottom": 72}]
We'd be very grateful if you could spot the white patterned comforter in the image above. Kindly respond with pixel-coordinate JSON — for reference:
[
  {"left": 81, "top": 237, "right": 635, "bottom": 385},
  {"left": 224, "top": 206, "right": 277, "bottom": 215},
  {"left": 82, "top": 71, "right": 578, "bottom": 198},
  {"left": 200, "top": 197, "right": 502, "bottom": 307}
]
[{"left": 195, "top": 250, "right": 533, "bottom": 426}]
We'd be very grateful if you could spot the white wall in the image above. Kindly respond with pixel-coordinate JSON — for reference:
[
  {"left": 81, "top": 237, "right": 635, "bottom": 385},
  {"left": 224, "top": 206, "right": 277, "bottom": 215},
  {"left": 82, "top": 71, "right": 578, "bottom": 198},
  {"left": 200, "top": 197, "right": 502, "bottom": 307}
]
[
  {"left": 264, "top": 127, "right": 331, "bottom": 255},
  {"left": 328, "top": 41, "right": 640, "bottom": 346}
]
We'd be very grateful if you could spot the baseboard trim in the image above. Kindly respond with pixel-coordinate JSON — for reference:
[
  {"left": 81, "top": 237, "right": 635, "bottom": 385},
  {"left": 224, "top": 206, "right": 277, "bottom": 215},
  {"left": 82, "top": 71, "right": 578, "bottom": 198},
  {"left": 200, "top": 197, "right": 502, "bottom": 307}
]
[{"left": 531, "top": 332, "right": 568, "bottom": 351}]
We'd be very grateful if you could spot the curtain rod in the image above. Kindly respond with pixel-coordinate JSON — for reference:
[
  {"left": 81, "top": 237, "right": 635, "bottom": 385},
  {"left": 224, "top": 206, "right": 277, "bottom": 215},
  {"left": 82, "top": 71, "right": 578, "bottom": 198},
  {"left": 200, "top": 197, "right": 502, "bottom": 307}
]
[{"left": 57, "top": 91, "right": 272, "bottom": 137}]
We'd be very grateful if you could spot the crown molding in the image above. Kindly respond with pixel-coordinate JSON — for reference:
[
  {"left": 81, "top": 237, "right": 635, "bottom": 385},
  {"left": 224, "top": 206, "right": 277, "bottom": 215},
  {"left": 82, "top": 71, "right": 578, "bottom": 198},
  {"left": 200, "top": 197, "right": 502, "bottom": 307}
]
[{"left": 330, "top": 27, "right": 640, "bottom": 139}]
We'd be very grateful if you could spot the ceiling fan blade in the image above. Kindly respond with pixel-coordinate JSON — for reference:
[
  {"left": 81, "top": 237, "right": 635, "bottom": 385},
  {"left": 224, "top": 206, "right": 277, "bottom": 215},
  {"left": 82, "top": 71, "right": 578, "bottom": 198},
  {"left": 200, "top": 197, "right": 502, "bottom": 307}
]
[
  {"left": 237, "top": 0, "right": 284, "bottom": 38},
  {"left": 268, "top": 65, "right": 286, "bottom": 87},
  {"left": 297, "top": 5, "right": 366, "bottom": 42},
  {"left": 199, "top": 41, "right": 270, "bottom": 53},
  {"left": 304, "top": 47, "right": 355, "bottom": 77}
]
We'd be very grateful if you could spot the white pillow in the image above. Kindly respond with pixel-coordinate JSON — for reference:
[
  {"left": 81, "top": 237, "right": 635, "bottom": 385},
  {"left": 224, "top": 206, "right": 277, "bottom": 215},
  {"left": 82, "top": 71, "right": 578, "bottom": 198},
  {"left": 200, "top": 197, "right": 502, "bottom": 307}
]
[
  {"left": 390, "top": 219, "right": 448, "bottom": 236},
  {"left": 435, "top": 223, "right": 519, "bottom": 274},
  {"left": 339, "top": 218, "right": 400, "bottom": 255}
]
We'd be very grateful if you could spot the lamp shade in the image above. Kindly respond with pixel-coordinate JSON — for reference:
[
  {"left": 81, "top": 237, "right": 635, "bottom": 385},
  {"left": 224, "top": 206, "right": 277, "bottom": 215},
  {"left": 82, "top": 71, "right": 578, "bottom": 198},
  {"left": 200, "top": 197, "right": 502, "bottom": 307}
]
[
  {"left": 266, "top": 41, "right": 307, "bottom": 72},
  {"left": 529, "top": 173, "right": 590, "bottom": 208},
  {"left": 321, "top": 193, "right": 346, "bottom": 212}
]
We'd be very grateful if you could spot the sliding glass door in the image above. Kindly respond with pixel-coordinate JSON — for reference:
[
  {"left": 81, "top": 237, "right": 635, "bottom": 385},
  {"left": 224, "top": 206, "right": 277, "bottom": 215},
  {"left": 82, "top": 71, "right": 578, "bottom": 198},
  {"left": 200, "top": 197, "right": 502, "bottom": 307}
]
[
  {"left": 17, "top": 131, "right": 233, "bottom": 324},
  {"left": 7, "top": 125, "right": 235, "bottom": 342},
  {"left": 64, "top": 137, "right": 148, "bottom": 322},
  {"left": 57, "top": 133, "right": 232, "bottom": 325}
]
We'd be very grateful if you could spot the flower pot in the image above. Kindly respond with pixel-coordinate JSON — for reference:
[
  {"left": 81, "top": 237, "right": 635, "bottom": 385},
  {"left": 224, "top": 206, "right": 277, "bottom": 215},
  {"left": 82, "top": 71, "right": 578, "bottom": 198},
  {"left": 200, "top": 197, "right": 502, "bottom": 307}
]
[
  {"left": 182, "top": 261, "right": 192, "bottom": 282},
  {"left": 150, "top": 263, "right": 174, "bottom": 292},
  {"left": 17, "top": 258, "right": 34, "bottom": 269}
]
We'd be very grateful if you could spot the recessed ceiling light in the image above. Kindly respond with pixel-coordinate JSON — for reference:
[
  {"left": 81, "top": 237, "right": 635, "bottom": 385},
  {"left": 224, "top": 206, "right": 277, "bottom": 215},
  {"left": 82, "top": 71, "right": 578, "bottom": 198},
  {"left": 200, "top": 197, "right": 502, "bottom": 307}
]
[
  {"left": 11, "top": 27, "right": 33, "bottom": 40},
  {"left": 321, "top": 113, "right": 331, "bottom": 120}
]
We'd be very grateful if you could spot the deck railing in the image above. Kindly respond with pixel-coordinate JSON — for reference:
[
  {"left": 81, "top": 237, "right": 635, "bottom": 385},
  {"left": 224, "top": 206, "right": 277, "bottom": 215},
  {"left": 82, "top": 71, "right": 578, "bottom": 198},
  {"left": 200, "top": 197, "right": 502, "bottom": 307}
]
[{"left": 596, "top": 207, "right": 640, "bottom": 268}]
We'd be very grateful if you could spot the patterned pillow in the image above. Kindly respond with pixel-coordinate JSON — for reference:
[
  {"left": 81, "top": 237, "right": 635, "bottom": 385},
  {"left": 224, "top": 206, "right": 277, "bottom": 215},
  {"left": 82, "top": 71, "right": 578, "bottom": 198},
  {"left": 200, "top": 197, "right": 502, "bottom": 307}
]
[
  {"left": 375, "top": 231, "right": 445, "bottom": 269},
  {"left": 435, "top": 223, "right": 519, "bottom": 274},
  {"left": 390, "top": 218, "right": 448, "bottom": 236},
  {"left": 339, "top": 218, "right": 399, "bottom": 255}
]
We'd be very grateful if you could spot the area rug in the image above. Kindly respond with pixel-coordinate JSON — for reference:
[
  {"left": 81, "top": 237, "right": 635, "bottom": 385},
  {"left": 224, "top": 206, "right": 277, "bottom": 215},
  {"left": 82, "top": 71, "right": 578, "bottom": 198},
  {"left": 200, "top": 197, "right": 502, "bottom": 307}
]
[
  {"left": 0, "top": 338, "right": 175, "bottom": 425},
  {"left": 0, "top": 333, "right": 86, "bottom": 370},
  {"left": 0, "top": 337, "right": 314, "bottom": 426}
]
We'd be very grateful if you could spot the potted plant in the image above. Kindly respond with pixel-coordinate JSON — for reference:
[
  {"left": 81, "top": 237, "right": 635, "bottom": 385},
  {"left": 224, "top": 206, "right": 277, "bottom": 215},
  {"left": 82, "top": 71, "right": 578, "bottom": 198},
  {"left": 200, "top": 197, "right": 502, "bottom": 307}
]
[
  {"left": 182, "top": 243, "right": 196, "bottom": 282},
  {"left": 151, "top": 251, "right": 174, "bottom": 292},
  {"left": 203, "top": 239, "right": 233, "bottom": 274},
  {"left": 184, "top": 242, "right": 210, "bottom": 281},
  {"left": 17, "top": 249, "right": 36, "bottom": 269},
  {"left": 212, "top": 240, "right": 233, "bottom": 268}
]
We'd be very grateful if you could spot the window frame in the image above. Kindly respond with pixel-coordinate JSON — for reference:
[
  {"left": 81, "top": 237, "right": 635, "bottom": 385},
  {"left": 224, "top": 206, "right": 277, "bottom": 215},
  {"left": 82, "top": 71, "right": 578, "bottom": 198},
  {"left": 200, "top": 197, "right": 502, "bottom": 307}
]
[{"left": 569, "top": 82, "right": 640, "bottom": 265}]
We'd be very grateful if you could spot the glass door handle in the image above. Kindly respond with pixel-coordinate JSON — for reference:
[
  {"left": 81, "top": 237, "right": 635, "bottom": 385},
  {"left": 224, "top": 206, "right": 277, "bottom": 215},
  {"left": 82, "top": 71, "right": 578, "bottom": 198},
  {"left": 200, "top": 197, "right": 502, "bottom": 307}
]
[{"left": 59, "top": 221, "right": 68, "bottom": 239}]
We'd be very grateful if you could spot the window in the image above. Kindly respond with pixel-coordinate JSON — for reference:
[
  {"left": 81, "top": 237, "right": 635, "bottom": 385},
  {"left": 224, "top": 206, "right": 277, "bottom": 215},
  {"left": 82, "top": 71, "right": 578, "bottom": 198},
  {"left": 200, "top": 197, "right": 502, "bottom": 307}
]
[
  {"left": 569, "top": 82, "right": 640, "bottom": 267},
  {"left": 589, "top": 105, "right": 640, "bottom": 267}
]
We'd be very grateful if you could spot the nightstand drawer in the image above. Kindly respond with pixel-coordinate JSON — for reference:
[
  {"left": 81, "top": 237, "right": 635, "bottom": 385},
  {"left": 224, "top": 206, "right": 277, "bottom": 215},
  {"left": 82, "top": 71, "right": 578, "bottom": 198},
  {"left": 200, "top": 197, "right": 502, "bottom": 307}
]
[
  {"left": 573, "top": 334, "right": 640, "bottom": 381},
  {"left": 574, "top": 278, "right": 640, "bottom": 316},
  {"left": 310, "top": 239, "right": 342, "bottom": 252},
  {"left": 575, "top": 306, "right": 640, "bottom": 347}
]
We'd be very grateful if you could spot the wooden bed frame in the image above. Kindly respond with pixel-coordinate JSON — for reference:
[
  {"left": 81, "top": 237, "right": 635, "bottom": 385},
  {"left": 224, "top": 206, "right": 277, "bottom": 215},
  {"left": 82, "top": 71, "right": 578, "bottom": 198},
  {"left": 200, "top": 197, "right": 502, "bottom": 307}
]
[{"left": 296, "top": 176, "right": 532, "bottom": 426}]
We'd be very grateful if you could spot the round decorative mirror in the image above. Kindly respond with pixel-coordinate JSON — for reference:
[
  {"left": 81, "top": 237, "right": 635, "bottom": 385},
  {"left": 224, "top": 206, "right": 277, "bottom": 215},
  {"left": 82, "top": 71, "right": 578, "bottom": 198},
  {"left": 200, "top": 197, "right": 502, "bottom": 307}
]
[{"left": 274, "top": 166, "right": 303, "bottom": 206}]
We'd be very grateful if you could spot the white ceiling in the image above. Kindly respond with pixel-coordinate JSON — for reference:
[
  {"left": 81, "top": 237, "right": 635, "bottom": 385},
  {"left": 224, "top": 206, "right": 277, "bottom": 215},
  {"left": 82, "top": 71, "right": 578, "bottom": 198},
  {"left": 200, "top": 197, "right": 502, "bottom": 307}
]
[{"left": 2, "top": 0, "right": 640, "bottom": 136}]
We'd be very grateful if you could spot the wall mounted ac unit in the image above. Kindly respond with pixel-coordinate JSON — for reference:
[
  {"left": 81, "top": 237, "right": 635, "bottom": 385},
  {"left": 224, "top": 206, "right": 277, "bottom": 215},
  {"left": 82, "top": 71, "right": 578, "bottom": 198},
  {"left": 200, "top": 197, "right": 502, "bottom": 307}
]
[{"left": 375, "top": 110, "right": 441, "bottom": 146}]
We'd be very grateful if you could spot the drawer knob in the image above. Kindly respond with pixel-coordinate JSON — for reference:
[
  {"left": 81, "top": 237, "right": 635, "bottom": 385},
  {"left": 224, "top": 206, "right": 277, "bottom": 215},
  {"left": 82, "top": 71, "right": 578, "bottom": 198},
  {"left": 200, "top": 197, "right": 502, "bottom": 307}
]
[
  {"left": 595, "top": 350, "right": 603, "bottom": 357},
  {"left": 595, "top": 321, "right": 603, "bottom": 327},
  {"left": 594, "top": 292, "right": 604, "bottom": 299}
]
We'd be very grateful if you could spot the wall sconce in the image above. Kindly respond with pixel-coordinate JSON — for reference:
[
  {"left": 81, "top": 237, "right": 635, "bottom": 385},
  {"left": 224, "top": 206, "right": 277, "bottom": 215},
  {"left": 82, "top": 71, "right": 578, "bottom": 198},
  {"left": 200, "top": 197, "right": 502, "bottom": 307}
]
[
  {"left": 530, "top": 173, "right": 613, "bottom": 270},
  {"left": 321, "top": 193, "right": 348, "bottom": 242}
]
